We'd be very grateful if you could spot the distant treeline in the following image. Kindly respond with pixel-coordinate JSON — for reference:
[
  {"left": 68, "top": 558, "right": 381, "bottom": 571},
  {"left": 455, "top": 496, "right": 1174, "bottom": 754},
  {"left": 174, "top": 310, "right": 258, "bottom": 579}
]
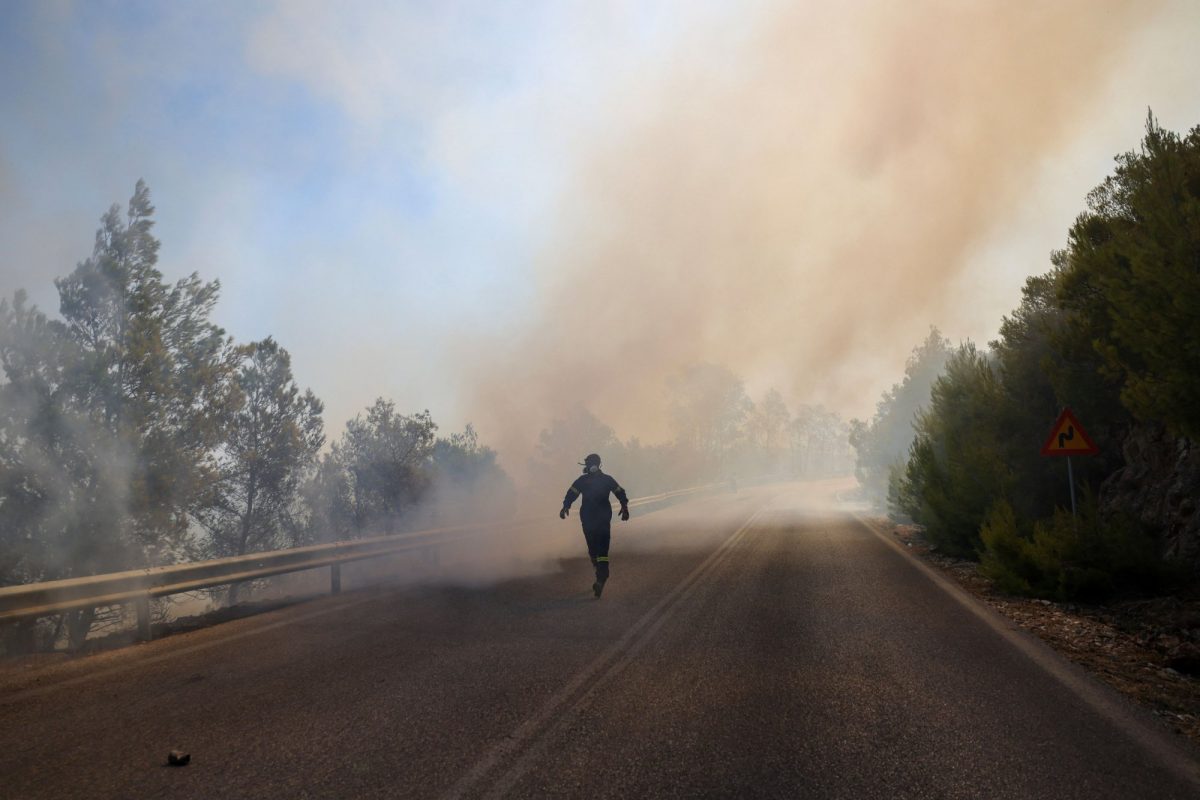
[
  {"left": 526, "top": 367, "right": 853, "bottom": 503},
  {"left": 852, "top": 113, "right": 1200, "bottom": 601},
  {"left": 0, "top": 181, "right": 852, "bottom": 650}
]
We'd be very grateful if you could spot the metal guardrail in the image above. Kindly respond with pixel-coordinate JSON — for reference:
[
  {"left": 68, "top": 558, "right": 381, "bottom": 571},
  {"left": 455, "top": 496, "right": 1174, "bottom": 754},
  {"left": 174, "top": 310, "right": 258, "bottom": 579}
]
[{"left": 0, "top": 483, "right": 721, "bottom": 639}]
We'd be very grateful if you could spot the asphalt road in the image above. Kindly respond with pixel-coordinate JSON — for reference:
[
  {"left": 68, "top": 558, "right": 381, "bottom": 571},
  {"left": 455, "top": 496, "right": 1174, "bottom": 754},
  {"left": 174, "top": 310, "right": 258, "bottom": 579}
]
[{"left": 2, "top": 479, "right": 1198, "bottom": 799}]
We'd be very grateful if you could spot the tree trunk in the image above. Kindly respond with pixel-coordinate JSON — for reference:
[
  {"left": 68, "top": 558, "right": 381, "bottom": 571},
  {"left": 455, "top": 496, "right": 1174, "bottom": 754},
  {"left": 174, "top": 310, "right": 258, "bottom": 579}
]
[
  {"left": 67, "top": 607, "right": 96, "bottom": 651},
  {"left": 229, "top": 473, "right": 258, "bottom": 608}
]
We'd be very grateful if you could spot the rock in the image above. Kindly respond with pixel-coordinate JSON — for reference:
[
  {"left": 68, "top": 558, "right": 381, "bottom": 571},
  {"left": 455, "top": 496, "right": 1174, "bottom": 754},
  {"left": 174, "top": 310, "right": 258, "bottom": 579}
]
[
  {"left": 1100, "top": 423, "right": 1200, "bottom": 570},
  {"left": 167, "top": 750, "right": 191, "bottom": 766},
  {"left": 1157, "top": 634, "right": 1184, "bottom": 652},
  {"left": 1165, "top": 642, "right": 1200, "bottom": 677}
]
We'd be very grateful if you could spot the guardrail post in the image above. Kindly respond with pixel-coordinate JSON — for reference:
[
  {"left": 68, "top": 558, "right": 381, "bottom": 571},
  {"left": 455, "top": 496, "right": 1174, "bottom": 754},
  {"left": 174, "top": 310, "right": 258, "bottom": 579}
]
[
  {"left": 331, "top": 563, "right": 342, "bottom": 594},
  {"left": 135, "top": 595, "right": 152, "bottom": 642}
]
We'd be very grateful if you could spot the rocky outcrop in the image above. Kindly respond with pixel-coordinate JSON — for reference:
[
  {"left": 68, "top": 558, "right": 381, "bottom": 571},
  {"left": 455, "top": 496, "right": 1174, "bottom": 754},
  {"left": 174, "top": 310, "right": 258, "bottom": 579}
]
[{"left": 1101, "top": 424, "right": 1200, "bottom": 569}]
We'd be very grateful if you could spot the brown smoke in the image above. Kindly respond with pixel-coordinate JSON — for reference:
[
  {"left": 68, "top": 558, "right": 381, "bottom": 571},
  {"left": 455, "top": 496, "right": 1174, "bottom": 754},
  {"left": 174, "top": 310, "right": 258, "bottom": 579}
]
[{"left": 465, "top": 0, "right": 1155, "bottom": 472}]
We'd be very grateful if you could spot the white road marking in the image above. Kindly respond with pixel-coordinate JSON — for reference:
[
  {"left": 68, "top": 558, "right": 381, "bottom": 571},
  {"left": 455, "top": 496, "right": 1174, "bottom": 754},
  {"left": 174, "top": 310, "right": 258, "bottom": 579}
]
[{"left": 444, "top": 501, "right": 773, "bottom": 800}]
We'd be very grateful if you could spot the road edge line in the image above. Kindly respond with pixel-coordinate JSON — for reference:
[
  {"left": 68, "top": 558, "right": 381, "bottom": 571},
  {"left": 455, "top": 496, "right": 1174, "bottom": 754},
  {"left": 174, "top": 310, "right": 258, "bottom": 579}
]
[
  {"left": 0, "top": 592, "right": 383, "bottom": 706},
  {"left": 852, "top": 510, "right": 1200, "bottom": 785}
]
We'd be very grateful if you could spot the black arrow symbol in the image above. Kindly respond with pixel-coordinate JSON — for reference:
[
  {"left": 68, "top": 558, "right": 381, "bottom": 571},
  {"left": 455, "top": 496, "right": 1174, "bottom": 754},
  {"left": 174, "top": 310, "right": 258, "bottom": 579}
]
[{"left": 1059, "top": 426, "right": 1075, "bottom": 449}]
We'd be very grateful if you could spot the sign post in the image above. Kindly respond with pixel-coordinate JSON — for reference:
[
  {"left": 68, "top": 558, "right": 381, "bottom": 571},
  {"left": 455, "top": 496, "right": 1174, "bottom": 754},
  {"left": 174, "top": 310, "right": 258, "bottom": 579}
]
[{"left": 1039, "top": 407, "right": 1099, "bottom": 525}]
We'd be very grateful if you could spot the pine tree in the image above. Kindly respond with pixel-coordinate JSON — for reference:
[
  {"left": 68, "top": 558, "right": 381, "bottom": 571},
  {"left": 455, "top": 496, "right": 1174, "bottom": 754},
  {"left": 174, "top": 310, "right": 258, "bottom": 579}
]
[
  {"left": 195, "top": 338, "right": 323, "bottom": 601},
  {"left": 53, "top": 180, "right": 240, "bottom": 566},
  {"left": 1059, "top": 113, "right": 1200, "bottom": 437}
]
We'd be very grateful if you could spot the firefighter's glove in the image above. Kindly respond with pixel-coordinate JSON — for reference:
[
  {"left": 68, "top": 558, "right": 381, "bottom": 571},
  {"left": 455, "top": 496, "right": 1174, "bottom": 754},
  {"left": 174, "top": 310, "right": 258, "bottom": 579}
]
[
  {"left": 559, "top": 507, "right": 569, "bottom": 520},
  {"left": 619, "top": 506, "right": 630, "bottom": 521}
]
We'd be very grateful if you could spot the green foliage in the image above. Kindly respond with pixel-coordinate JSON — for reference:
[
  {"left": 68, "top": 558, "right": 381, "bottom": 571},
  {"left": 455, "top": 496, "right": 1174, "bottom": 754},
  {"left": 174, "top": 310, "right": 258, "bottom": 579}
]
[
  {"left": 0, "top": 291, "right": 129, "bottom": 586},
  {"left": 850, "top": 328, "right": 951, "bottom": 503},
  {"left": 989, "top": 270, "right": 1127, "bottom": 522},
  {"left": 2, "top": 183, "right": 238, "bottom": 586},
  {"left": 899, "top": 343, "right": 1011, "bottom": 556},
  {"left": 298, "top": 453, "right": 355, "bottom": 544},
  {"left": 978, "top": 501, "right": 1035, "bottom": 594},
  {"left": 886, "top": 113, "right": 1200, "bottom": 599},
  {"left": 885, "top": 461, "right": 909, "bottom": 519},
  {"left": 1, "top": 182, "right": 520, "bottom": 650},
  {"left": 432, "top": 424, "right": 501, "bottom": 488},
  {"left": 1058, "top": 113, "right": 1200, "bottom": 438},
  {"left": 333, "top": 399, "right": 438, "bottom": 535},
  {"left": 980, "top": 493, "right": 1168, "bottom": 602},
  {"left": 302, "top": 410, "right": 517, "bottom": 538},
  {"left": 52, "top": 180, "right": 239, "bottom": 563},
  {"left": 425, "top": 424, "right": 516, "bottom": 525},
  {"left": 195, "top": 338, "right": 324, "bottom": 560},
  {"left": 0, "top": 182, "right": 245, "bottom": 645}
]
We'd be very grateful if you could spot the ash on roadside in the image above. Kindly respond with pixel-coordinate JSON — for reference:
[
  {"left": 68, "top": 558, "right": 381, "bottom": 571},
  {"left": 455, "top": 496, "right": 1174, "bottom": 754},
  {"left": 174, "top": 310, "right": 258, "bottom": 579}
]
[{"left": 887, "top": 520, "right": 1200, "bottom": 746}]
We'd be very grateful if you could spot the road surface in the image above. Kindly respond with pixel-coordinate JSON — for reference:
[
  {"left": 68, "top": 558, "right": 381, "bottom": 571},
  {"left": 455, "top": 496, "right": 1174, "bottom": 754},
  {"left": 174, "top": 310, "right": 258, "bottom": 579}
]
[{"left": 1, "top": 480, "right": 1197, "bottom": 799}]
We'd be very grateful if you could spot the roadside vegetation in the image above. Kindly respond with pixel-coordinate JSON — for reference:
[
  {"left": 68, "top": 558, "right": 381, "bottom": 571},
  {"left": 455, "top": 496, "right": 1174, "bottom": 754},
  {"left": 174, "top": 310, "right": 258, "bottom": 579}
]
[
  {"left": 0, "top": 184, "right": 851, "bottom": 651},
  {"left": 0, "top": 183, "right": 511, "bottom": 648},
  {"left": 852, "top": 113, "right": 1200, "bottom": 602}
]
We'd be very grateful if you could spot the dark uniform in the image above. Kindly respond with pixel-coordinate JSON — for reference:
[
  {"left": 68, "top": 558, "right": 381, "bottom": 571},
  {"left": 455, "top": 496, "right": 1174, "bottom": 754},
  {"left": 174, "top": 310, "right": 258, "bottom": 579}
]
[{"left": 562, "top": 469, "right": 629, "bottom": 588}]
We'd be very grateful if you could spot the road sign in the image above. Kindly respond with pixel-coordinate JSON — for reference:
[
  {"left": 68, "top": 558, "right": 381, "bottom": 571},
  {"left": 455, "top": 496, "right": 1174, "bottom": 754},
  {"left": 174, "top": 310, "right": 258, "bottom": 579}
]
[{"left": 1040, "top": 408, "right": 1098, "bottom": 457}]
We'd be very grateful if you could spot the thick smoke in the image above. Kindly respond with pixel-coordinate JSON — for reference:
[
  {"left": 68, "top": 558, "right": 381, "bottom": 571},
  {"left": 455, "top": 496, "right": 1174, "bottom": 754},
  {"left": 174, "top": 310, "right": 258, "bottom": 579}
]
[{"left": 466, "top": 0, "right": 1155, "bottom": 470}]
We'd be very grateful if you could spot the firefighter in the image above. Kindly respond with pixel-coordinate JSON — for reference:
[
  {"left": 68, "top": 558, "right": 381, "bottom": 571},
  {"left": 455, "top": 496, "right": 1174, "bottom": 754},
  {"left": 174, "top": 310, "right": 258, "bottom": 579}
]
[{"left": 559, "top": 453, "right": 630, "bottom": 598}]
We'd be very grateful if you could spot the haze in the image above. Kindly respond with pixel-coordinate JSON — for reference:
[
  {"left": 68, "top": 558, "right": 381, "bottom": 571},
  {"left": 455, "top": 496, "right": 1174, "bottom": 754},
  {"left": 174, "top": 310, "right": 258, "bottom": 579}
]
[{"left": 3, "top": 0, "right": 1199, "bottom": 471}]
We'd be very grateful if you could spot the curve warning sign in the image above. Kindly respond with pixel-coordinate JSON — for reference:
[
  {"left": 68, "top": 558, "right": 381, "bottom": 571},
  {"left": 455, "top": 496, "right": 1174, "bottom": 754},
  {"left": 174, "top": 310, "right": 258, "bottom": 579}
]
[{"left": 1040, "top": 408, "right": 1099, "bottom": 456}]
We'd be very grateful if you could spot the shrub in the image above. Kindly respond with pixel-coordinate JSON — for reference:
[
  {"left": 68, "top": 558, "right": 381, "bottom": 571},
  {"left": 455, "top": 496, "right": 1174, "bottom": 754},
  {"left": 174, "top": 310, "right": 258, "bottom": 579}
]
[
  {"left": 979, "top": 500, "right": 1037, "bottom": 595},
  {"left": 979, "top": 490, "right": 1169, "bottom": 602}
]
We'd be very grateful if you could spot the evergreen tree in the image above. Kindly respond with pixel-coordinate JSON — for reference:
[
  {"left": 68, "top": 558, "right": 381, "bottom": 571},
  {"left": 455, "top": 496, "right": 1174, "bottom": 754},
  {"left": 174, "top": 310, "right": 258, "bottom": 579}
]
[
  {"left": 0, "top": 291, "right": 127, "bottom": 589},
  {"left": 1058, "top": 113, "right": 1200, "bottom": 437},
  {"left": 337, "top": 399, "right": 438, "bottom": 534},
  {"left": 0, "top": 182, "right": 239, "bottom": 645},
  {"left": 195, "top": 338, "right": 323, "bottom": 596},
  {"left": 900, "top": 343, "right": 1010, "bottom": 556},
  {"left": 849, "top": 328, "right": 951, "bottom": 502},
  {"left": 298, "top": 451, "right": 356, "bottom": 544},
  {"left": 53, "top": 180, "right": 239, "bottom": 564}
]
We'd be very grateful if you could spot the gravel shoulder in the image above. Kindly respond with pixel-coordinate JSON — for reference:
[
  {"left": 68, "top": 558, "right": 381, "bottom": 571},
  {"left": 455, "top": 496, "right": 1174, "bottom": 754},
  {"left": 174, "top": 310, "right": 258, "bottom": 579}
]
[{"left": 881, "top": 518, "right": 1200, "bottom": 746}]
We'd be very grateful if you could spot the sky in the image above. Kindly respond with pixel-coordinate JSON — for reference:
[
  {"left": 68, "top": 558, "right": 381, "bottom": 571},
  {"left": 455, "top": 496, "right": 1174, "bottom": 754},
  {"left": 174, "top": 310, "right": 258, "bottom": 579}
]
[{"left": 2, "top": 0, "right": 1199, "bottom": 471}]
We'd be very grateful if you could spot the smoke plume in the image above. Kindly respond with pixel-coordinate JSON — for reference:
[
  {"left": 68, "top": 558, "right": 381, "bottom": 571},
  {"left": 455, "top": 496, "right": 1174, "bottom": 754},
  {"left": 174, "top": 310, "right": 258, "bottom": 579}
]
[{"left": 465, "top": 0, "right": 1155, "bottom": 470}]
